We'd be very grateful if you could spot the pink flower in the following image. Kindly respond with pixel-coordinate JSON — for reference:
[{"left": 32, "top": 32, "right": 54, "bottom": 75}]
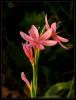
[
  {"left": 45, "top": 15, "right": 69, "bottom": 49},
  {"left": 21, "top": 72, "right": 30, "bottom": 90},
  {"left": 20, "top": 25, "right": 57, "bottom": 50},
  {"left": 22, "top": 43, "right": 34, "bottom": 64}
]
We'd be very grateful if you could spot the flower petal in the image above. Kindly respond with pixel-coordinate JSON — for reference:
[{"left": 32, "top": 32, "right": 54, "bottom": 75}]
[
  {"left": 28, "top": 25, "right": 39, "bottom": 39},
  {"left": 42, "top": 40, "right": 57, "bottom": 46},
  {"left": 51, "top": 22, "right": 56, "bottom": 33},
  {"left": 29, "top": 41, "right": 37, "bottom": 46},
  {"left": 56, "top": 35, "right": 69, "bottom": 42},
  {"left": 36, "top": 44, "right": 45, "bottom": 50},
  {"left": 58, "top": 41, "right": 68, "bottom": 49},
  {"left": 45, "top": 14, "right": 50, "bottom": 29},
  {"left": 21, "top": 72, "right": 30, "bottom": 89},
  {"left": 22, "top": 43, "right": 34, "bottom": 64},
  {"left": 20, "top": 31, "right": 33, "bottom": 41},
  {"left": 40, "top": 28, "right": 52, "bottom": 40}
]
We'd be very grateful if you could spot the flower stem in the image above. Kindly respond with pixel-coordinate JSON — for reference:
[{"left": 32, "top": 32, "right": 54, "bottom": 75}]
[
  {"left": 30, "top": 49, "right": 40, "bottom": 98},
  {"left": 30, "top": 26, "right": 45, "bottom": 98}
]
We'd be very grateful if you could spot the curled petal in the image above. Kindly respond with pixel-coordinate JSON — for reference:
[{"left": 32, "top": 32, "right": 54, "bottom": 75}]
[
  {"left": 56, "top": 35, "right": 69, "bottom": 42},
  {"left": 28, "top": 25, "right": 39, "bottom": 39},
  {"left": 20, "top": 31, "right": 33, "bottom": 41},
  {"left": 58, "top": 41, "right": 68, "bottom": 49},
  {"left": 42, "top": 40, "right": 57, "bottom": 46},
  {"left": 51, "top": 22, "right": 56, "bottom": 33},
  {"left": 45, "top": 15, "right": 50, "bottom": 29},
  {"left": 22, "top": 43, "right": 34, "bottom": 64},
  {"left": 21, "top": 72, "right": 30, "bottom": 89},
  {"left": 40, "top": 28, "right": 52, "bottom": 40}
]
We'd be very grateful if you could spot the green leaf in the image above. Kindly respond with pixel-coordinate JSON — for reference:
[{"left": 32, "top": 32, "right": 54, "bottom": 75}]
[
  {"left": 66, "top": 78, "right": 74, "bottom": 98},
  {"left": 40, "top": 95, "right": 60, "bottom": 98},
  {"left": 44, "top": 80, "right": 72, "bottom": 97}
]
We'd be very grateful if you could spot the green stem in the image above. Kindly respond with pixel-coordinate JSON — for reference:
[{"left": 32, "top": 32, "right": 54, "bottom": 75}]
[
  {"left": 33, "top": 65, "right": 37, "bottom": 97},
  {"left": 30, "top": 49, "right": 39, "bottom": 98},
  {"left": 33, "top": 49, "right": 40, "bottom": 97},
  {"left": 30, "top": 26, "right": 45, "bottom": 98}
]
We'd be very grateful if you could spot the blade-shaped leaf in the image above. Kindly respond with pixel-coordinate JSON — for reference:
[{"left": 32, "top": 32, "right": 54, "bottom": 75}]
[{"left": 44, "top": 80, "right": 72, "bottom": 97}]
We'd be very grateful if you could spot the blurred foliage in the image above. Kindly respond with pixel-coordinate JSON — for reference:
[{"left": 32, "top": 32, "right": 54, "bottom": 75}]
[
  {"left": 2, "top": 1, "right": 74, "bottom": 98},
  {"left": 44, "top": 79, "right": 74, "bottom": 98},
  {"left": 19, "top": 12, "right": 45, "bottom": 32}
]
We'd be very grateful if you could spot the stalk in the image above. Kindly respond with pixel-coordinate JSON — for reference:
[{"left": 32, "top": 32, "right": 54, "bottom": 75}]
[{"left": 30, "top": 26, "right": 45, "bottom": 98}]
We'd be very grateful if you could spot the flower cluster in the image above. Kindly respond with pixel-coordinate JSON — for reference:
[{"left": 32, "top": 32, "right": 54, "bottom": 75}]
[
  {"left": 45, "top": 15, "right": 69, "bottom": 49},
  {"left": 20, "top": 15, "right": 69, "bottom": 91},
  {"left": 20, "top": 25, "right": 57, "bottom": 64}
]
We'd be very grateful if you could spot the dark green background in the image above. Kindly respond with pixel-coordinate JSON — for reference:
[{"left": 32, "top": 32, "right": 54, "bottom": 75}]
[{"left": 2, "top": 1, "right": 74, "bottom": 98}]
